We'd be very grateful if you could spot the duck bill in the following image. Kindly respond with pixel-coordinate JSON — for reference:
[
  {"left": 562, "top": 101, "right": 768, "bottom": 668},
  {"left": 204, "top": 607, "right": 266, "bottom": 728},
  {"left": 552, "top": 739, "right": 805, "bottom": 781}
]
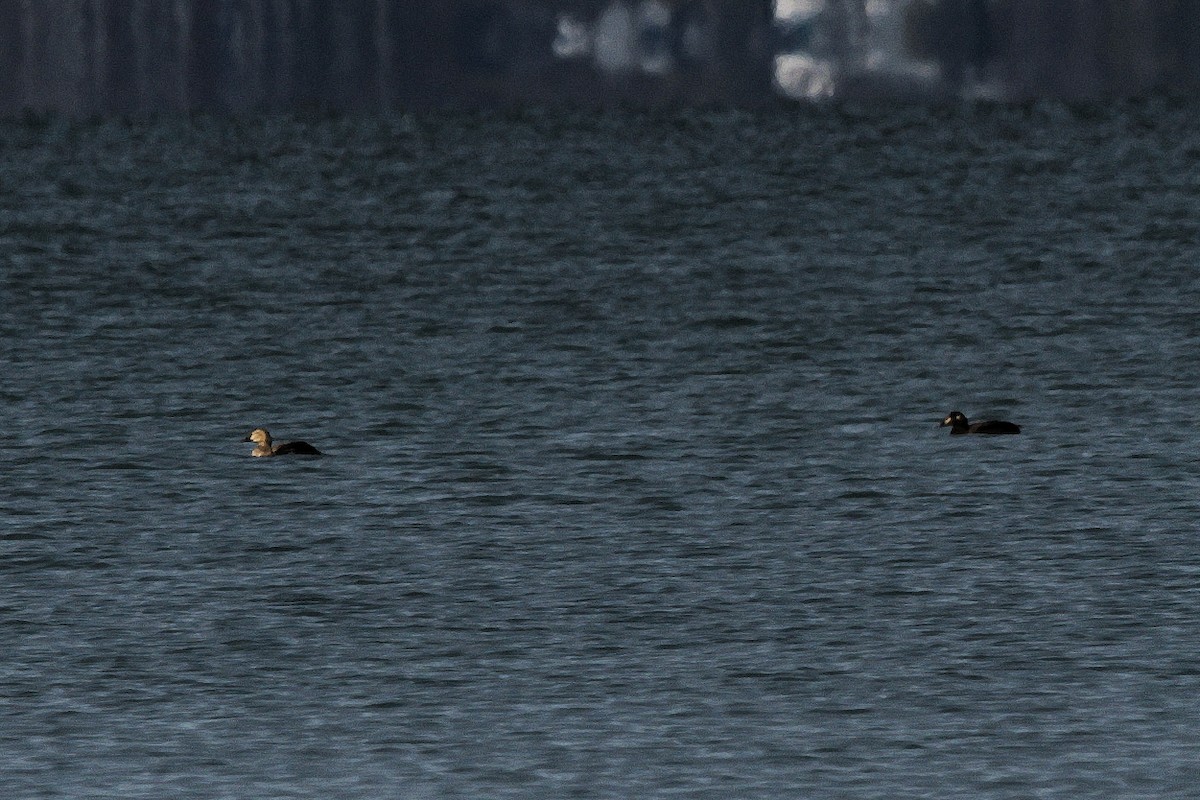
[{"left": 242, "top": 435, "right": 253, "bottom": 442}]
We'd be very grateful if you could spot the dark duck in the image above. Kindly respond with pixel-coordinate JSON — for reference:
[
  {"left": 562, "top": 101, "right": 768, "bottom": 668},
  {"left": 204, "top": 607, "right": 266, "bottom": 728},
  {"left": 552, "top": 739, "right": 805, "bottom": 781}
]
[
  {"left": 243, "top": 428, "right": 323, "bottom": 456},
  {"left": 939, "top": 411, "right": 1020, "bottom": 435}
]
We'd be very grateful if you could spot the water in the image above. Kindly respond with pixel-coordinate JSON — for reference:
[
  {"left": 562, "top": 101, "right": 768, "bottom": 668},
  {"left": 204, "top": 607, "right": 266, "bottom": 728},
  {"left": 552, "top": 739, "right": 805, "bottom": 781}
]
[{"left": 4, "top": 102, "right": 1200, "bottom": 798}]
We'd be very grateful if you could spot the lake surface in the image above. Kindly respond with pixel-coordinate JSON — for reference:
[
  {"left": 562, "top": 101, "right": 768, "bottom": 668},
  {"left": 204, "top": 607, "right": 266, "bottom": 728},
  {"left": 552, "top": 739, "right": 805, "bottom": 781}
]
[{"left": 3, "top": 102, "right": 1200, "bottom": 798}]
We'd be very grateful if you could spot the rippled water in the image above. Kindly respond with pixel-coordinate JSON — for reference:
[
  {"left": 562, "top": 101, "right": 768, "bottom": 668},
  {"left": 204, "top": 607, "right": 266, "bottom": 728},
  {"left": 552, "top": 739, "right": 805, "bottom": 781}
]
[{"left": 4, "top": 103, "right": 1200, "bottom": 798}]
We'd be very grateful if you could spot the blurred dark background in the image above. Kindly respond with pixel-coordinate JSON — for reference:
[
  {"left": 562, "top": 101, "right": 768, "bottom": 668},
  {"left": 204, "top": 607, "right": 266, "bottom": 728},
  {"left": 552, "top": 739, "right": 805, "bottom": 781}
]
[{"left": 2, "top": 0, "right": 1200, "bottom": 112}]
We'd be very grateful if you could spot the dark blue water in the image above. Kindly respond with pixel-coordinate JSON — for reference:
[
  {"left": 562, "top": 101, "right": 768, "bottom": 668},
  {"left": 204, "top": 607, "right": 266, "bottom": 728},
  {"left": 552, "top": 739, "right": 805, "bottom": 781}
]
[{"left": 4, "top": 104, "right": 1200, "bottom": 798}]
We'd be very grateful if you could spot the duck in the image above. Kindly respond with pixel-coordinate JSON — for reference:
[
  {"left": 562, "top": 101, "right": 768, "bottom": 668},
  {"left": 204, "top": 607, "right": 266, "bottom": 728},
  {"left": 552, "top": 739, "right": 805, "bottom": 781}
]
[
  {"left": 939, "top": 411, "right": 1020, "bottom": 435},
  {"left": 243, "top": 428, "right": 322, "bottom": 456}
]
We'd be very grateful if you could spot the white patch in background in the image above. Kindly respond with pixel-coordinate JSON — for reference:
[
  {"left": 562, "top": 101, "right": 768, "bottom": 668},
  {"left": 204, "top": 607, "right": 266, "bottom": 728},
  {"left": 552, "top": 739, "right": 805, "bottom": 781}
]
[
  {"left": 636, "top": 0, "right": 674, "bottom": 75},
  {"left": 774, "top": 0, "right": 825, "bottom": 22},
  {"left": 775, "top": 53, "right": 835, "bottom": 100},
  {"left": 594, "top": 1, "right": 638, "bottom": 73},
  {"left": 553, "top": 14, "right": 592, "bottom": 60}
]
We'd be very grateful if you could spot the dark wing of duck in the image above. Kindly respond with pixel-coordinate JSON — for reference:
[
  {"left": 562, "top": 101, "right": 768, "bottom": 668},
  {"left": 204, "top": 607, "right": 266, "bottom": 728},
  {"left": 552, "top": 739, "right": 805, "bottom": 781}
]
[
  {"left": 273, "top": 440, "right": 323, "bottom": 455},
  {"left": 969, "top": 420, "right": 1020, "bottom": 434}
]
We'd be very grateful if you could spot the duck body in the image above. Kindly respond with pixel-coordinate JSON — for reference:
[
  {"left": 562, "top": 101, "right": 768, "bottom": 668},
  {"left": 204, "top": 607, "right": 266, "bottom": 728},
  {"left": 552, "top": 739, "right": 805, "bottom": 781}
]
[
  {"left": 243, "top": 428, "right": 323, "bottom": 456},
  {"left": 940, "top": 411, "right": 1020, "bottom": 435},
  {"left": 270, "top": 440, "right": 323, "bottom": 455}
]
